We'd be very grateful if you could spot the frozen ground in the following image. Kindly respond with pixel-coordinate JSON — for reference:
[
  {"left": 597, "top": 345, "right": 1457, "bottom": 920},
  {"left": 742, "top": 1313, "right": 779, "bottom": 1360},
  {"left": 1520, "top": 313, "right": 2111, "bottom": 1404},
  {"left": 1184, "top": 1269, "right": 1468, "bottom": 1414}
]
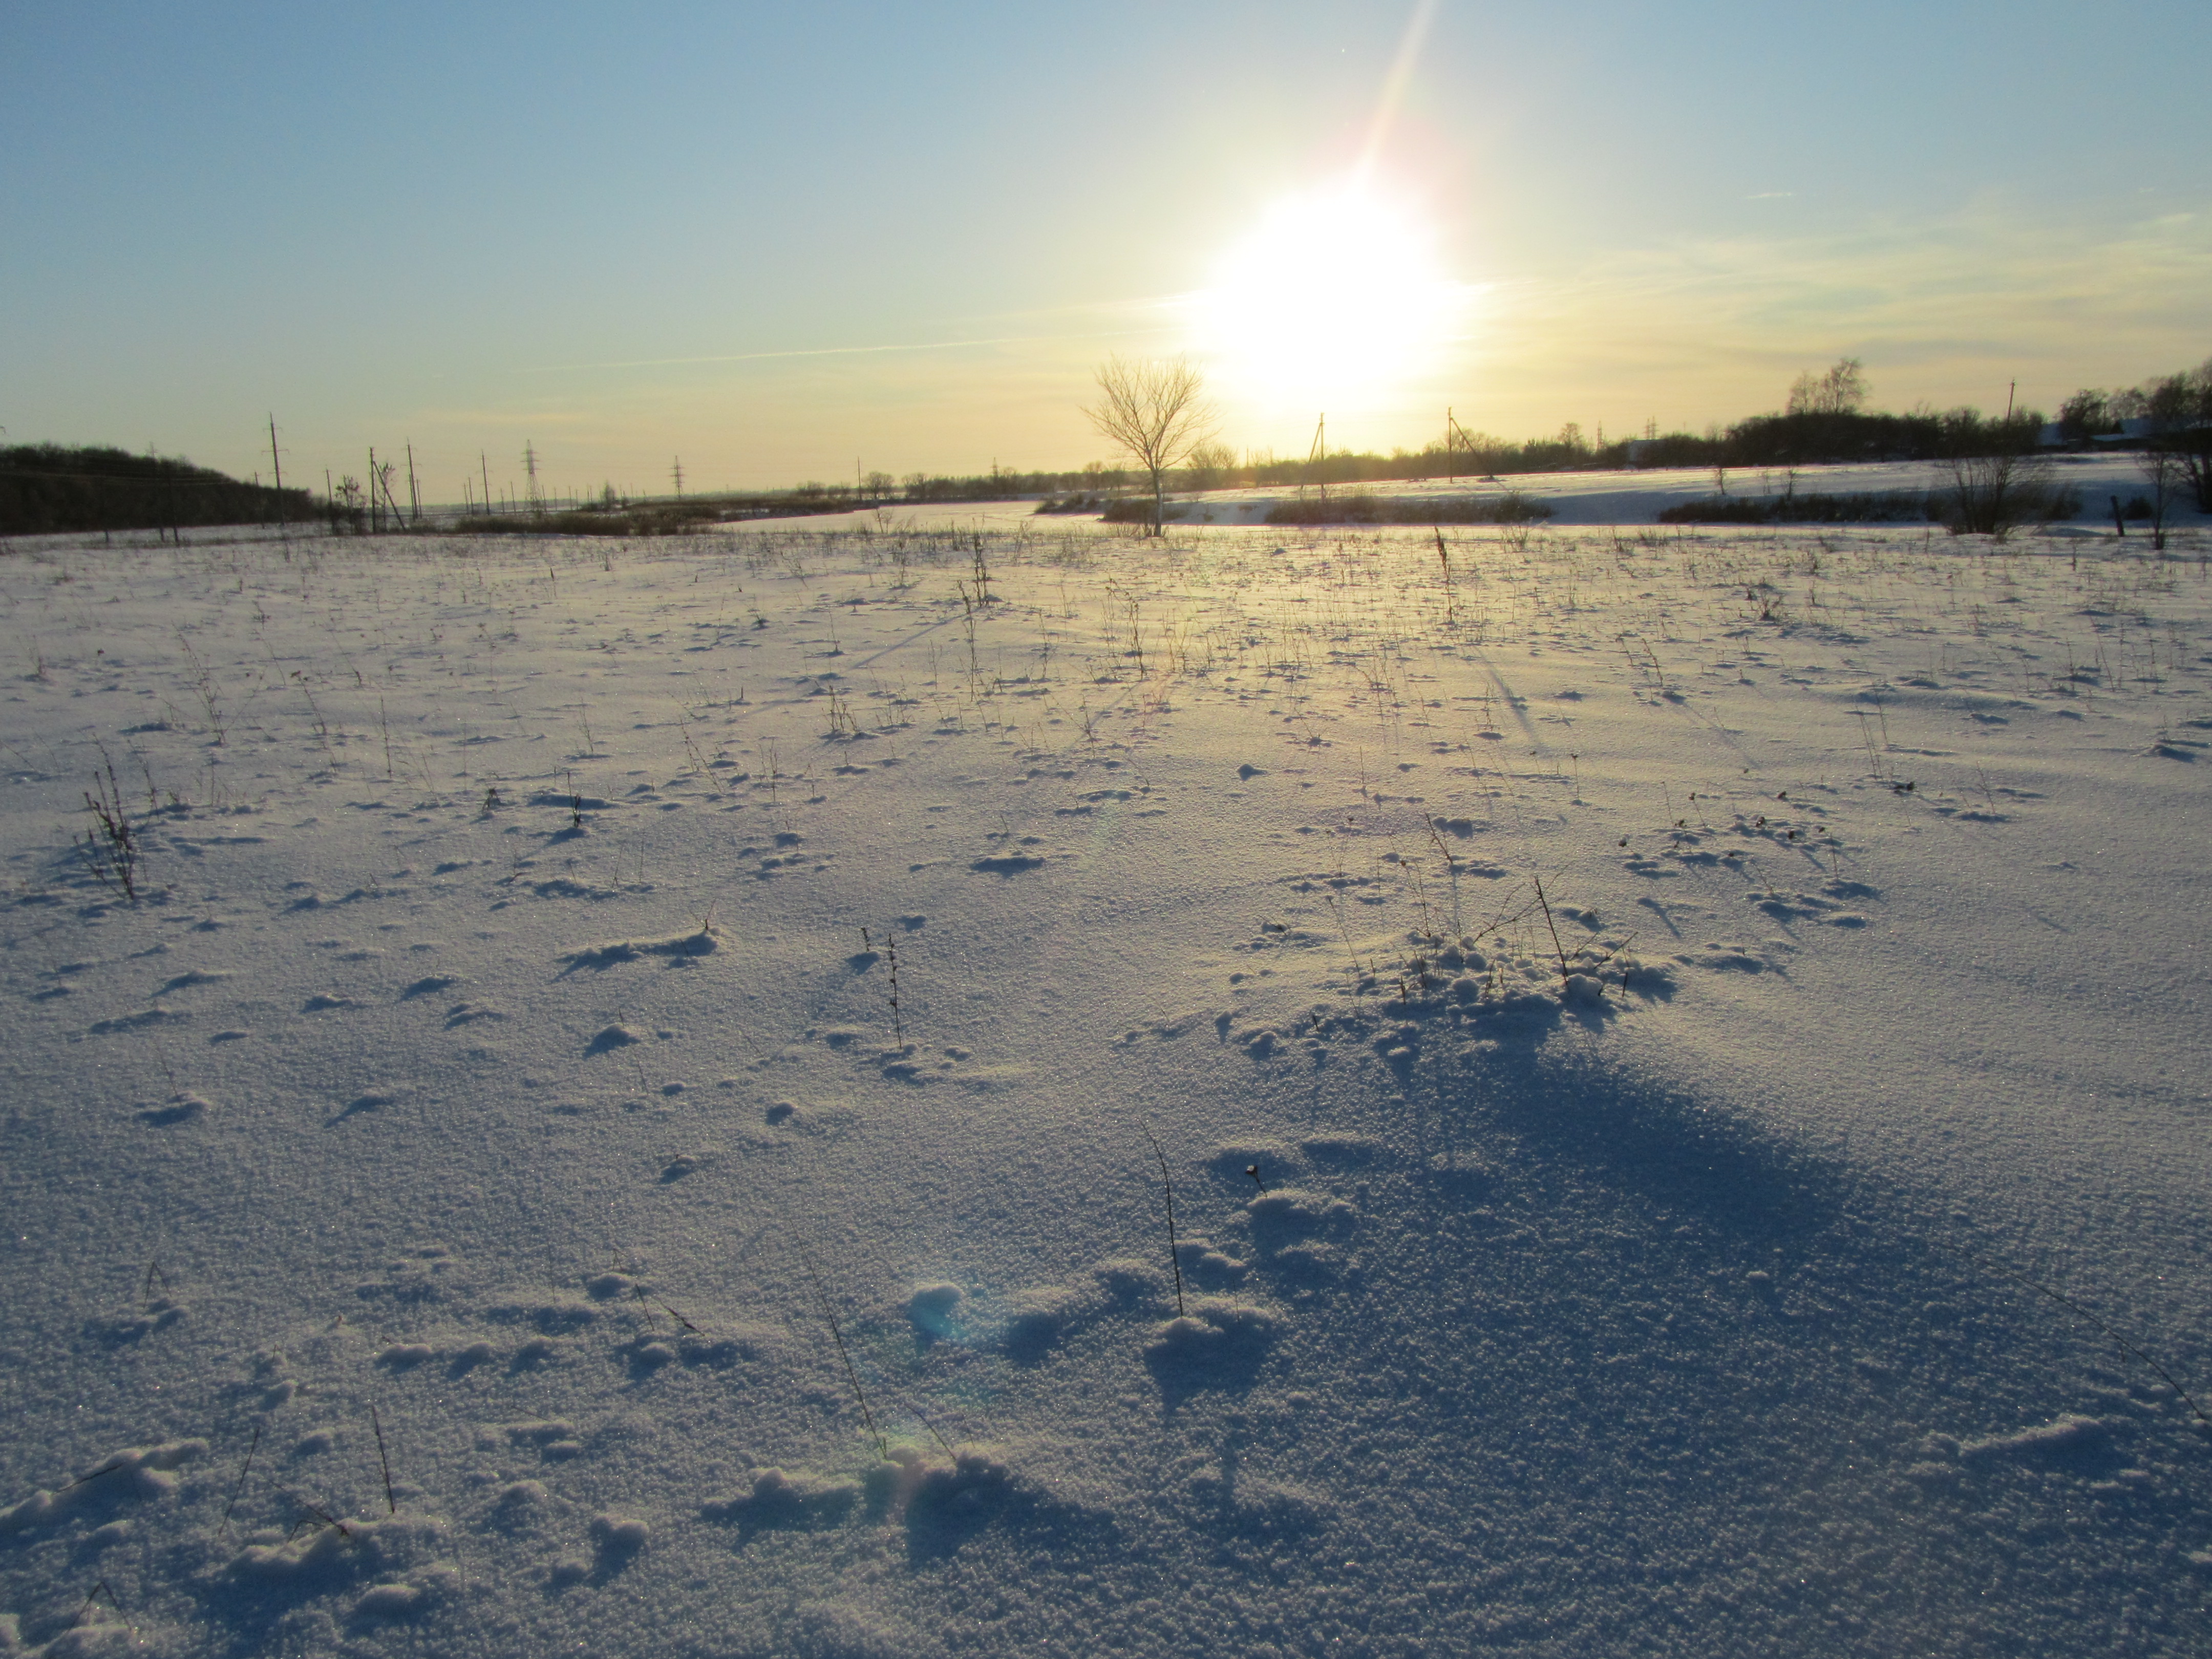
[
  {"left": 3, "top": 506, "right": 2210, "bottom": 1656},
  {"left": 770, "top": 451, "right": 2192, "bottom": 533}
]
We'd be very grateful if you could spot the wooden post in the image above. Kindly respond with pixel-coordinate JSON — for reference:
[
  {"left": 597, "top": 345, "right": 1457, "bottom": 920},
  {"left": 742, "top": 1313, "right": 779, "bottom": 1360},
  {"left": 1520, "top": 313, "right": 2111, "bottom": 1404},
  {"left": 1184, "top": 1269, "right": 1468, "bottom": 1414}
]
[{"left": 406, "top": 442, "right": 420, "bottom": 524}]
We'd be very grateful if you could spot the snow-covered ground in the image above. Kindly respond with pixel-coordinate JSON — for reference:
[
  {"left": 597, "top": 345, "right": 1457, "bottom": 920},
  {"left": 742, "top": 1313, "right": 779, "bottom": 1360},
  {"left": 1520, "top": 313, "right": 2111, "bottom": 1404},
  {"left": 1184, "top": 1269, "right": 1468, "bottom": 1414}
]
[
  {"left": 767, "top": 451, "right": 2198, "bottom": 534},
  {"left": 3, "top": 507, "right": 2209, "bottom": 1656}
]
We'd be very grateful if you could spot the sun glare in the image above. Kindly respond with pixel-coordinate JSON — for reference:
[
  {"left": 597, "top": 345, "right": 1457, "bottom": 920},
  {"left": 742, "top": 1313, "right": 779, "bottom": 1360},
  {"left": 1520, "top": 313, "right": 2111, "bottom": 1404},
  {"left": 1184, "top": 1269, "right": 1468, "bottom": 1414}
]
[{"left": 1190, "top": 183, "right": 1466, "bottom": 415}]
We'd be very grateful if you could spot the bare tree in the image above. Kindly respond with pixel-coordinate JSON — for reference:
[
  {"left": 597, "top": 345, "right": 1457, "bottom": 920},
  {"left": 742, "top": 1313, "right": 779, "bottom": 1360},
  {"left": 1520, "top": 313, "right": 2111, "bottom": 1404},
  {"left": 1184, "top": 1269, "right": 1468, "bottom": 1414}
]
[
  {"left": 2139, "top": 445, "right": 2184, "bottom": 554},
  {"left": 2158, "top": 356, "right": 2212, "bottom": 511},
  {"left": 1084, "top": 355, "right": 1218, "bottom": 535},
  {"left": 1786, "top": 357, "right": 1869, "bottom": 417}
]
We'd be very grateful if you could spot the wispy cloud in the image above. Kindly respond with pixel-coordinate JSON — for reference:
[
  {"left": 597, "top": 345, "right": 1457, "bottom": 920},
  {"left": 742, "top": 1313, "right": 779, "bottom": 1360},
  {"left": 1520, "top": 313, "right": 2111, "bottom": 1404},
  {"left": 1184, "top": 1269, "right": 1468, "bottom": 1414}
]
[
  {"left": 516, "top": 322, "right": 1168, "bottom": 378},
  {"left": 1460, "top": 200, "right": 2212, "bottom": 431}
]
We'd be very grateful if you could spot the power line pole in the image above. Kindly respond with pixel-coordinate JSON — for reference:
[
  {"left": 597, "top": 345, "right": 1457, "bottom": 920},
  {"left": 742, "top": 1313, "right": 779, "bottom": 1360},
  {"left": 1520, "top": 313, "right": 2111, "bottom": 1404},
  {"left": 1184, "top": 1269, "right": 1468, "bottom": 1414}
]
[
  {"left": 671, "top": 456, "right": 684, "bottom": 500},
  {"left": 1301, "top": 414, "right": 1328, "bottom": 512},
  {"left": 405, "top": 442, "right": 420, "bottom": 524},
  {"left": 481, "top": 451, "right": 494, "bottom": 517},
  {"left": 523, "top": 440, "right": 541, "bottom": 513},
  {"left": 1444, "top": 410, "right": 1477, "bottom": 484},
  {"left": 268, "top": 414, "right": 288, "bottom": 534}
]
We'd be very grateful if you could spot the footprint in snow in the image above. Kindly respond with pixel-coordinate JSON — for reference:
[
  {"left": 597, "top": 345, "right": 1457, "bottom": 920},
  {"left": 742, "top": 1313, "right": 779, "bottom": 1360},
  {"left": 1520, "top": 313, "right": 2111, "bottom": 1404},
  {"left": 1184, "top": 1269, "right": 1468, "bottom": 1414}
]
[
  {"left": 971, "top": 853, "right": 1046, "bottom": 875},
  {"left": 136, "top": 1092, "right": 212, "bottom": 1126}
]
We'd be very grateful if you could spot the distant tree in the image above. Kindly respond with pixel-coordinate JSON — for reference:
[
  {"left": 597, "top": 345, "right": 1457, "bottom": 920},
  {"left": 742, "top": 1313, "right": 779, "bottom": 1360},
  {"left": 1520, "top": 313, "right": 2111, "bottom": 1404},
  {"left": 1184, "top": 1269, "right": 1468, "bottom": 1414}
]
[
  {"left": 1083, "top": 355, "right": 1218, "bottom": 535},
  {"left": 1183, "top": 439, "right": 1237, "bottom": 491},
  {"left": 2168, "top": 356, "right": 2212, "bottom": 510},
  {"left": 2056, "top": 388, "right": 2114, "bottom": 442},
  {"left": 2088, "top": 356, "right": 2212, "bottom": 507},
  {"left": 2141, "top": 363, "right": 2210, "bottom": 434},
  {"left": 1786, "top": 357, "right": 1869, "bottom": 417}
]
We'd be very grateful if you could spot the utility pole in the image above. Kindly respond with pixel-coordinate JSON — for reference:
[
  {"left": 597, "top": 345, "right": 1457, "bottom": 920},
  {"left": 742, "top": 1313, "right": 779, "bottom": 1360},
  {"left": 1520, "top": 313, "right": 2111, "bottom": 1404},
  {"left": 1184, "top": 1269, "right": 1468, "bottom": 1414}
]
[
  {"left": 523, "top": 440, "right": 541, "bottom": 513},
  {"left": 368, "top": 446, "right": 380, "bottom": 534},
  {"left": 1301, "top": 414, "right": 1328, "bottom": 512},
  {"left": 268, "top": 414, "right": 287, "bottom": 533},
  {"left": 671, "top": 457, "right": 684, "bottom": 500},
  {"left": 1443, "top": 410, "right": 1477, "bottom": 485},
  {"left": 405, "top": 442, "right": 420, "bottom": 524},
  {"left": 481, "top": 451, "right": 494, "bottom": 516}
]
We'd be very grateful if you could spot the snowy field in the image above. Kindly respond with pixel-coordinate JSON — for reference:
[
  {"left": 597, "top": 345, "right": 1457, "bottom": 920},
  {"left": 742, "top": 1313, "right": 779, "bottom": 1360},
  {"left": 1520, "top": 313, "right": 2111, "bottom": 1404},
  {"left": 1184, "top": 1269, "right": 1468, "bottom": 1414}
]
[
  {"left": 773, "top": 451, "right": 2186, "bottom": 533},
  {"left": 3, "top": 510, "right": 2210, "bottom": 1656}
]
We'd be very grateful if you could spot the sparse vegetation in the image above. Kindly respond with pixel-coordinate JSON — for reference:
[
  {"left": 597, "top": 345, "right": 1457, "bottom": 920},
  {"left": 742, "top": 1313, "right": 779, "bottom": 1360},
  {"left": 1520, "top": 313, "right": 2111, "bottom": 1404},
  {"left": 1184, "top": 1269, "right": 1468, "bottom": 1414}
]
[{"left": 75, "top": 756, "right": 142, "bottom": 901}]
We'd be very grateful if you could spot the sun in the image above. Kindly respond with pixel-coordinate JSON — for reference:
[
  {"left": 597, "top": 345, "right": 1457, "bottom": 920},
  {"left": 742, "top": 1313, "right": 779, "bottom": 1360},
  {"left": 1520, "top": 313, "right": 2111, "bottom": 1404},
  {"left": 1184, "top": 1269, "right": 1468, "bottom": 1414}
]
[{"left": 1189, "top": 182, "right": 1466, "bottom": 415}]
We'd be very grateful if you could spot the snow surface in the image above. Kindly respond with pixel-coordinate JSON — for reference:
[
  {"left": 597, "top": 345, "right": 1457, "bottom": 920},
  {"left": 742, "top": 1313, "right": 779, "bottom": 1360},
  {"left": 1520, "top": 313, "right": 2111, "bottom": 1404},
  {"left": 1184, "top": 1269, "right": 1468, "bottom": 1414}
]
[
  {"left": 773, "top": 451, "right": 2185, "bottom": 534},
  {"left": 3, "top": 504, "right": 2210, "bottom": 1655}
]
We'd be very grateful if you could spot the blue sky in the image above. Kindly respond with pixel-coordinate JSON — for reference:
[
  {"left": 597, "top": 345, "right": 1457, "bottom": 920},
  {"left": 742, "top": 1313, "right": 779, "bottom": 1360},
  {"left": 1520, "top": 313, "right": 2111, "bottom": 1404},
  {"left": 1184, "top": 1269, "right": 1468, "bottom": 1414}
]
[{"left": 6, "top": 1, "right": 2208, "bottom": 499}]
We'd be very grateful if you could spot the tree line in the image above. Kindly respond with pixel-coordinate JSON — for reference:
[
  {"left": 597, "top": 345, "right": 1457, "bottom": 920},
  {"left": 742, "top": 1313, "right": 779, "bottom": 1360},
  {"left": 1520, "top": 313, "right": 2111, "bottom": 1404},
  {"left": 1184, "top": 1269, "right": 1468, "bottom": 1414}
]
[
  {"left": 8, "top": 353, "right": 2205, "bottom": 540},
  {"left": 1056, "top": 351, "right": 2211, "bottom": 526},
  {"left": 0, "top": 444, "right": 332, "bottom": 537}
]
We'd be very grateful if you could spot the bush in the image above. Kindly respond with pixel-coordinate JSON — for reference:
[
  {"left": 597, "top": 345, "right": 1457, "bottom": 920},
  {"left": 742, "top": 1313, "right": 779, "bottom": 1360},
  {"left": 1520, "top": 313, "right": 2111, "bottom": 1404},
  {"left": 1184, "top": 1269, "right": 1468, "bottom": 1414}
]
[
  {"left": 1939, "top": 452, "right": 2066, "bottom": 541},
  {"left": 1264, "top": 490, "right": 1551, "bottom": 526},
  {"left": 1034, "top": 491, "right": 1111, "bottom": 516},
  {"left": 1655, "top": 490, "right": 1928, "bottom": 526},
  {"left": 1099, "top": 496, "right": 1180, "bottom": 524},
  {"left": 456, "top": 502, "right": 725, "bottom": 536}
]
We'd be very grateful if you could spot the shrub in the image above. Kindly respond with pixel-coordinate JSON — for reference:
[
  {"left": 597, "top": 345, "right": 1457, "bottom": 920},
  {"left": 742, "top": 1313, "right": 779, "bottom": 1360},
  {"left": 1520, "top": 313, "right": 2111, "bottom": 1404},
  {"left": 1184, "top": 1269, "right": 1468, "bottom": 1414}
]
[
  {"left": 1263, "top": 490, "right": 1551, "bottom": 526},
  {"left": 1939, "top": 452, "right": 2062, "bottom": 541},
  {"left": 1655, "top": 490, "right": 1928, "bottom": 526}
]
